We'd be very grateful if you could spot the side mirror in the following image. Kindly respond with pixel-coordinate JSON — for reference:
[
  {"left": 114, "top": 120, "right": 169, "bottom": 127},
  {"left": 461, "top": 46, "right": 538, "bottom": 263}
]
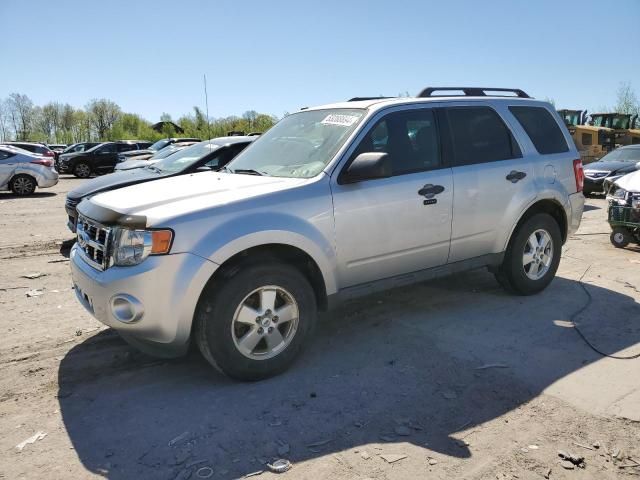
[
  {"left": 340, "top": 152, "right": 392, "bottom": 184},
  {"left": 196, "top": 166, "right": 212, "bottom": 172}
]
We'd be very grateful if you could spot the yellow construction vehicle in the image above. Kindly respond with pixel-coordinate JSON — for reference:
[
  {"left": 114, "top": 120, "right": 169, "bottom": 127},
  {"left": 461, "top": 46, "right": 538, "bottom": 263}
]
[
  {"left": 558, "top": 109, "right": 614, "bottom": 164},
  {"left": 589, "top": 113, "right": 640, "bottom": 146}
]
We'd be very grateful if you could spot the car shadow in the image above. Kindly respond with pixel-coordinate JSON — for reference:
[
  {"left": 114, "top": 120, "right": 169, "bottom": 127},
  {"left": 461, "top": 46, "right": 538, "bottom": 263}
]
[
  {"left": 0, "top": 191, "right": 57, "bottom": 198},
  {"left": 583, "top": 203, "right": 601, "bottom": 212},
  {"left": 57, "top": 271, "right": 640, "bottom": 479}
]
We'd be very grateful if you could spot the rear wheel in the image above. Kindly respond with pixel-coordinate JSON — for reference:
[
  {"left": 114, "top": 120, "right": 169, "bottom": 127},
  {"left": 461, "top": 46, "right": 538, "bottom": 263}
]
[
  {"left": 10, "top": 174, "right": 36, "bottom": 196},
  {"left": 495, "top": 213, "right": 561, "bottom": 295},
  {"left": 73, "top": 162, "right": 91, "bottom": 178},
  {"left": 194, "top": 262, "right": 317, "bottom": 381},
  {"left": 610, "top": 227, "right": 631, "bottom": 248}
]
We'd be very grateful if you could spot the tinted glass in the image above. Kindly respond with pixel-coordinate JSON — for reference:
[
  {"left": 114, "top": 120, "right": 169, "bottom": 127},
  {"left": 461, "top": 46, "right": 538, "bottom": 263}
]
[
  {"left": 96, "top": 143, "right": 117, "bottom": 154},
  {"left": 352, "top": 109, "right": 441, "bottom": 175},
  {"left": 599, "top": 148, "right": 640, "bottom": 163},
  {"left": 154, "top": 141, "right": 222, "bottom": 173},
  {"left": 0, "top": 150, "right": 14, "bottom": 160},
  {"left": 149, "top": 139, "right": 171, "bottom": 151},
  {"left": 117, "top": 143, "right": 137, "bottom": 152},
  {"left": 510, "top": 106, "right": 569, "bottom": 154},
  {"left": 446, "top": 107, "right": 520, "bottom": 166}
]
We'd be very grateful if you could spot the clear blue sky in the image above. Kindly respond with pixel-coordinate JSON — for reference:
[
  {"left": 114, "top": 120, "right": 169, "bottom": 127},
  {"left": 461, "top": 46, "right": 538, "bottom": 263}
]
[{"left": 1, "top": 0, "right": 638, "bottom": 121}]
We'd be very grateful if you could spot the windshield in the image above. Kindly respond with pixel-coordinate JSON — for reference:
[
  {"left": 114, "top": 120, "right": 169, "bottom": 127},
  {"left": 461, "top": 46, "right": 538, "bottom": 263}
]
[
  {"left": 592, "top": 114, "right": 631, "bottom": 129},
  {"left": 150, "top": 147, "right": 182, "bottom": 160},
  {"left": 153, "top": 141, "right": 221, "bottom": 173},
  {"left": 226, "top": 109, "right": 365, "bottom": 178},
  {"left": 561, "top": 112, "right": 580, "bottom": 126},
  {"left": 149, "top": 139, "right": 171, "bottom": 152},
  {"left": 599, "top": 148, "right": 640, "bottom": 163},
  {"left": 612, "top": 115, "right": 631, "bottom": 129}
]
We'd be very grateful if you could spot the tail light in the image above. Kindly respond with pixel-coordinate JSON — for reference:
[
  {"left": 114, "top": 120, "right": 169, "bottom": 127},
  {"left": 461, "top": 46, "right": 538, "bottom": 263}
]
[
  {"left": 31, "top": 158, "right": 54, "bottom": 167},
  {"left": 573, "top": 159, "right": 584, "bottom": 193},
  {"left": 43, "top": 150, "right": 55, "bottom": 157}
]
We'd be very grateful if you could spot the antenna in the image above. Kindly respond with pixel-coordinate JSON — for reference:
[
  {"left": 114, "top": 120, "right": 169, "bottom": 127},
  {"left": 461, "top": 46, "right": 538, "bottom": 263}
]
[{"left": 203, "top": 74, "right": 211, "bottom": 141}]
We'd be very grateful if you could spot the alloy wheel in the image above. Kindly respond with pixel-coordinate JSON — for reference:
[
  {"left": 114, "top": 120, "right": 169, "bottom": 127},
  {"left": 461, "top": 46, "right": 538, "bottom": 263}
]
[
  {"left": 231, "top": 285, "right": 299, "bottom": 360},
  {"left": 522, "top": 229, "right": 553, "bottom": 281}
]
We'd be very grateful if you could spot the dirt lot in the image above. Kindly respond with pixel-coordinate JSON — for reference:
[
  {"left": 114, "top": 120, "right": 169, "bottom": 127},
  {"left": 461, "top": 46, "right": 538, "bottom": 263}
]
[{"left": 0, "top": 176, "right": 639, "bottom": 480}]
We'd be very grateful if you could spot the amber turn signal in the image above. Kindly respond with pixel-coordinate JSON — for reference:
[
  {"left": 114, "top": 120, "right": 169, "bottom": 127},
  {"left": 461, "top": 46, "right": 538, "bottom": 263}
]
[{"left": 151, "top": 230, "right": 173, "bottom": 254}]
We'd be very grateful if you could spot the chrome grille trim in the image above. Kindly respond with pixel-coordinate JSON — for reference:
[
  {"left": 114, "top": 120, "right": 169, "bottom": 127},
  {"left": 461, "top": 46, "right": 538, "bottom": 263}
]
[{"left": 76, "top": 215, "right": 112, "bottom": 271}]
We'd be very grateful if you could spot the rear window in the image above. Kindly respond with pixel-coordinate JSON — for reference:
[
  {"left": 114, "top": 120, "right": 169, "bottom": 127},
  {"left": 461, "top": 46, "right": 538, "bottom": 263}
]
[
  {"left": 445, "top": 107, "right": 521, "bottom": 166},
  {"left": 509, "top": 106, "right": 569, "bottom": 155}
]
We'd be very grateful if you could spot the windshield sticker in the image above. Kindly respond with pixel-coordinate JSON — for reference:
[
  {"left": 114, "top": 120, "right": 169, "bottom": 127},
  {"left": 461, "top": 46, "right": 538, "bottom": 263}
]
[{"left": 321, "top": 114, "right": 360, "bottom": 127}]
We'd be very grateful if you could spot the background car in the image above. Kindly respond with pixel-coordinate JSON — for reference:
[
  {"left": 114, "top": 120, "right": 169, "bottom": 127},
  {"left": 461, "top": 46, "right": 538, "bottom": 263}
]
[
  {"left": 116, "top": 137, "right": 202, "bottom": 163},
  {"left": 57, "top": 140, "right": 151, "bottom": 177},
  {"left": 584, "top": 145, "right": 640, "bottom": 196},
  {"left": 65, "top": 136, "right": 255, "bottom": 231},
  {"left": 0, "top": 145, "right": 58, "bottom": 195},
  {"left": 115, "top": 142, "right": 199, "bottom": 170},
  {"left": 1, "top": 142, "right": 55, "bottom": 158}
]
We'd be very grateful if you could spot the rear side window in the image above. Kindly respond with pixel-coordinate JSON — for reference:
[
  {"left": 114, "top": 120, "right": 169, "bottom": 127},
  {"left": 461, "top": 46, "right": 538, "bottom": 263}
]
[
  {"left": 117, "top": 143, "right": 137, "bottom": 152},
  {"left": 509, "top": 106, "right": 569, "bottom": 154},
  {"left": 445, "top": 107, "right": 521, "bottom": 166},
  {"left": 0, "top": 150, "right": 15, "bottom": 160}
]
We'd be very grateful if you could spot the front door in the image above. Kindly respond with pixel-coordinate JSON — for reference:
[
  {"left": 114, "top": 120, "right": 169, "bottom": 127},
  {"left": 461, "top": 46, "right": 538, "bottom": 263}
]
[{"left": 331, "top": 107, "right": 453, "bottom": 288}]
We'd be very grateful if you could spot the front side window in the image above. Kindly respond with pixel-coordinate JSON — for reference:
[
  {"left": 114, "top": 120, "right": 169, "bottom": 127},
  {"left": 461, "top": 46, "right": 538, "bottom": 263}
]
[
  {"left": 510, "top": 106, "right": 569, "bottom": 154},
  {"left": 227, "top": 109, "right": 365, "bottom": 178},
  {"left": 96, "top": 143, "right": 117, "bottom": 154},
  {"left": 445, "top": 106, "right": 521, "bottom": 166},
  {"left": 117, "top": 143, "right": 137, "bottom": 153},
  {"left": 350, "top": 108, "right": 441, "bottom": 175}
]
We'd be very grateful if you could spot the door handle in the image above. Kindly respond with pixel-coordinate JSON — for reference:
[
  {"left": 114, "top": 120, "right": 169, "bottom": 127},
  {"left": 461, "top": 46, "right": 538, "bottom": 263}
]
[
  {"left": 418, "top": 184, "right": 445, "bottom": 199},
  {"left": 506, "top": 170, "right": 527, "bottom": 183}
]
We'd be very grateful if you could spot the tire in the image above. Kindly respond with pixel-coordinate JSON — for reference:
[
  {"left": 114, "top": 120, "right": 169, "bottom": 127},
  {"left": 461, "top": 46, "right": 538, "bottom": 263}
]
[
  {"left": 194, "top": 262, "right": 317, "bottom": 381},
  {"left": 10, "top": 174, "right": 36, "bottom": 196},
  {"left": 495, "top": 213, "right": 562, "bottom": 296},
  {"left": 73, "top": 162, "right": 91, "bottom": 178},
  {"left": 610, "top": 227, "right": 631, "bottom": 248}
]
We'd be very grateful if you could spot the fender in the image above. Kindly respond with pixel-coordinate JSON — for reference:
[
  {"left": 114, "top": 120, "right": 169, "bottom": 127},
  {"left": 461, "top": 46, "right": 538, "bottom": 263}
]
[
  {"left": 500, "top": 185, "right": 570, "bottom": 252},
  {"left": 190, "top": 212, "right": 339, "bottom": 296}
]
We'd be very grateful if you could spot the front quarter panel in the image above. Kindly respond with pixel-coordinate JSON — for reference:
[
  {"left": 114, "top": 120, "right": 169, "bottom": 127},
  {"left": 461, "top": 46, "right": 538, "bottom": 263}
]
[{"left": 168, "top": 177, "right": 339, "bottom": 295}]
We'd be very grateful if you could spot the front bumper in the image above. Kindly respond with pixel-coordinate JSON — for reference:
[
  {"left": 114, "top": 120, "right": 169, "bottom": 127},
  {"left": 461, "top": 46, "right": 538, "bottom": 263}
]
[
  {"left": 70, "top": 245, "right": 219, "bottom": 357},
  {"left": 583, "top": 176, "right": 606, "bottom": 193}
]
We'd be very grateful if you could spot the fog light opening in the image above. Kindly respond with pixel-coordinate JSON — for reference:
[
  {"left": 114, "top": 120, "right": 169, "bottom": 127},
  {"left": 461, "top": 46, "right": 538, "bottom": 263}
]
[{"left": 110, "top": 294, "right": 144, "bottom": 323}]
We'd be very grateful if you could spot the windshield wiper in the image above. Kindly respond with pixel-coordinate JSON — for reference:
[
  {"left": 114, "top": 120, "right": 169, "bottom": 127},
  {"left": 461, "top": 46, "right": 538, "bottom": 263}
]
[{"left": 232, "top": 169, "right": 265, "bottom": 176}]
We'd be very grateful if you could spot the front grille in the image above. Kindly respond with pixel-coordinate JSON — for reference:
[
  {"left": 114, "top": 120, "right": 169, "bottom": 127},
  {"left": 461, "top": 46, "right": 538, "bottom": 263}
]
[{"left": 76, "top": 215, "right": 112, "bottom": 270}]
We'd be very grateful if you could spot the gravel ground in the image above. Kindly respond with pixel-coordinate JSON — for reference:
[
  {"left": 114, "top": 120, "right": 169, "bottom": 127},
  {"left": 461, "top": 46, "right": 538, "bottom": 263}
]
[{"left": 0, "top": 176, "right": 639, "bottom": 480}]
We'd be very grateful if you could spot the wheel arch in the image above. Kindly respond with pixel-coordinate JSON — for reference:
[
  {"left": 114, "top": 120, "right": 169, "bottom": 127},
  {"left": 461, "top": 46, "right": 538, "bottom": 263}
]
[
  {"left": 9, "top": 173, "right": 37, "bottom": 193},
  {"left": 506, "top": 198, "right": 568, "bottom": 250},
  {"left": 201, "top": 243, "right": 331, "bottom": 312}
]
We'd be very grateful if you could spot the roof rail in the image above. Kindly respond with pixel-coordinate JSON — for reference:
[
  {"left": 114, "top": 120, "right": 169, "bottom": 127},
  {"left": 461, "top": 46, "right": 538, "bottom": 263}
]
[
  {"left": 348, "top": 96, "right": 395, "bottom": 102},
  {"left": 417, "top": 87, "right": 530, "bottom": 99}
]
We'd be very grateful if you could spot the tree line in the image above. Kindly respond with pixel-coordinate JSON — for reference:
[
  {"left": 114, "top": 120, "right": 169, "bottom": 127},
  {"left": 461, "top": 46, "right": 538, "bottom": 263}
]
[{"left": 0, "top": 93, "right": 278, "bottom": 144}]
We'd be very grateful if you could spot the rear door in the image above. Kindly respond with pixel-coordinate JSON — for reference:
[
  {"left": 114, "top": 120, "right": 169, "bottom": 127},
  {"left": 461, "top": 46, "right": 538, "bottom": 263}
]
[
  {"left": 443, "top": 104, "right": 536, "bottom": 262},
  {"left": 331, "top": 106, "right": 453, "bottom": 288}
]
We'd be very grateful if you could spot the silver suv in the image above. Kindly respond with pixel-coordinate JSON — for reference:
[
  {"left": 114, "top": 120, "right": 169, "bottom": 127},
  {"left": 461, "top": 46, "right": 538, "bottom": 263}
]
[{"left": 70, "top": 87, "right": 585, "bottom": 380}]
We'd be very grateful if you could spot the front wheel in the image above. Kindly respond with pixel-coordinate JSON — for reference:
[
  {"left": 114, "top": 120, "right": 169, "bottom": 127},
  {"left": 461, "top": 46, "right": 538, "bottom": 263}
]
[
  {"left": 73, "top": 162, "right": 91, "bottom": 178},
  {"left": 610, "top": 227, "right": 631, "bottom": 248},
  {"left": 495, "top": 213, "right": 562, "bottom": 295},
  {"left": 194, "top": 263, "right": 317, "bottom": 381}
]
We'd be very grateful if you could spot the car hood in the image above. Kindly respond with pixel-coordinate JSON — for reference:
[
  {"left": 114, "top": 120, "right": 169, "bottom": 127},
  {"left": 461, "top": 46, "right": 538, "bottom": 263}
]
[
  {"left": 87, "top": 172, "right": 309, "bottom": 226},
  {"left": 121, "top": 149, "right": 152, "bottom": 158},
  {"left": 115, "top": 159, "right": 158, "bottom": 170},
  {"left": 614, "top": 170, "right": 640, "bottom": 192},
  {"left": 68, "top": 168, "right": 159, "bottom": 199},
  {"left": 584, "top": 160, "right": 636, "bottom": 172}
]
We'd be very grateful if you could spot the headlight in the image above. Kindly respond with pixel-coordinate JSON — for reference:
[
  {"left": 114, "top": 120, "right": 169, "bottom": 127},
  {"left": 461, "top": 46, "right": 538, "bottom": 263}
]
[
  {"left": 112, "top": 228, "right": 173, "bottom": 266},
  {"left": 117, "top": 154, "right": 125, "bottom": 162}
]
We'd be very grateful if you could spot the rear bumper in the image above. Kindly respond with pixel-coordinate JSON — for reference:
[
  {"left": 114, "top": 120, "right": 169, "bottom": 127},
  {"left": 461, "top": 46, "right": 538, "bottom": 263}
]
[
  {"left": 34, "top": 167, "right": 58, "bottom": 188},
  {"left": 567, "top": 192, "right": 585, "bottom": 236},
  {"left": 70, "top": 245, "right": 219, "bottom": 357}
]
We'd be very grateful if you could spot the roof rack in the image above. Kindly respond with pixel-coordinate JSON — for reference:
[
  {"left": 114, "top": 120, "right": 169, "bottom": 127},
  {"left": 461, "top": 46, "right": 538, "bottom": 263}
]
[
  {"left": 348, "top": 96, "right": 395, "bottom": 102},
  {"left": 417, "top": 87, "right": 530, "bottom": 99}
]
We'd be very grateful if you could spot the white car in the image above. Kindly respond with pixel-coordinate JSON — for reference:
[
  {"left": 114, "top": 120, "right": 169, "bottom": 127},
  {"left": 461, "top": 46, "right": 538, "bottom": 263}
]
[{"left": 0, "top": 145, "right": 59, "bottom": 195}]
